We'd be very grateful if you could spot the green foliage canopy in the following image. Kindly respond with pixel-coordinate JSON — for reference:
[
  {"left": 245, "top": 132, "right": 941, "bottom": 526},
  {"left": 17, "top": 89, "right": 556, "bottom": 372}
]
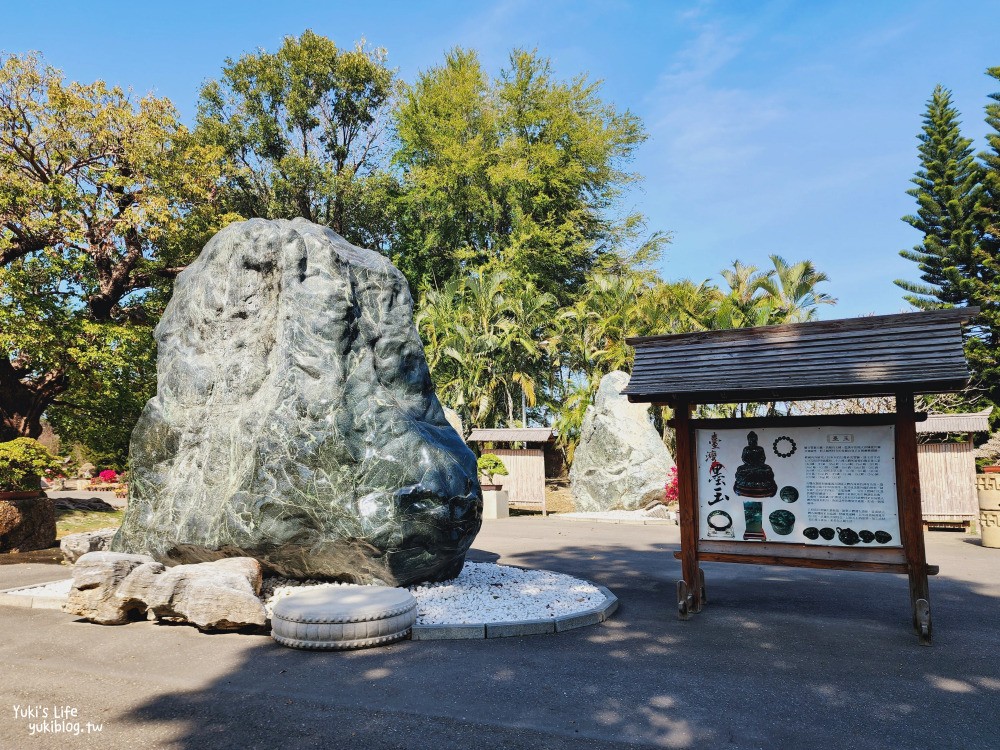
[
  {"left": 196, "top": 30, "right": 399, "bottom": 250},
  {"left": 0, "top": 52, "right": 233, "bottom": 456},
  {"left": 394, "top": 48, "right": 647, "bottom": 304},
  {"left": 895, "top": 85, "right": 982, "bottom": 310},
  {"left": 477, "top": 453, "right": 508, "bottom": 482},
  {"left": 0, "top": 437, "right": 62, "bottom": 491}
]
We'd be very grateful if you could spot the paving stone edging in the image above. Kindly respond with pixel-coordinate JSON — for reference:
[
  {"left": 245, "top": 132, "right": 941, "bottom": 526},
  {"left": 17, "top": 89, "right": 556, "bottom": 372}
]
[
  {"left": 410, "top": 584, "right": 618, "bottom": 641},
  {"left": 0, "top": 578, "right": 620, "bottom": 642},
  {"left": 557, "top": 516, "right": 678, "bottom": 526},
  {"left": 0, "top": 584, "right": 68, "bottom": 611}
]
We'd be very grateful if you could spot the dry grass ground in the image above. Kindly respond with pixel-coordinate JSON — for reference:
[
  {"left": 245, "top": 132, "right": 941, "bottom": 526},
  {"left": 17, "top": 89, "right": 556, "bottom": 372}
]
[
  {"left": 55, "top": 508, "right": 124, "bottom": 539},
  {"left": 544, "top": 477, "right": 575, "bottom": 514}
]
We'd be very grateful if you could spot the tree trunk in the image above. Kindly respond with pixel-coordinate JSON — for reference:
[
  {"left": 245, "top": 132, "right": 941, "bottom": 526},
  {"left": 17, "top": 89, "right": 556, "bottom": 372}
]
[{"left": 0, "top": 358, "right": 66, "bottom": 442}]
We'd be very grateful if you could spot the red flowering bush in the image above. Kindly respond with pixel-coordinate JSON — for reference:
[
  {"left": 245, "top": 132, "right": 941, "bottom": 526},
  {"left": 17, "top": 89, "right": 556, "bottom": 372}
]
[
  {"left": 98, "top": 469, "right": 118, "bottom": 483},
  {"left": 664, "top": 466, "right": 679, "bottom": 504}
]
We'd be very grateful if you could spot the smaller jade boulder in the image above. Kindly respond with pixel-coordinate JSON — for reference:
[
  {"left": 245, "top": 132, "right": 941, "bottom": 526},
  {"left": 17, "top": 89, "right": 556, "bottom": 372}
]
[{"left": 570, "top": 371, "right": 675, "bottom": 511}]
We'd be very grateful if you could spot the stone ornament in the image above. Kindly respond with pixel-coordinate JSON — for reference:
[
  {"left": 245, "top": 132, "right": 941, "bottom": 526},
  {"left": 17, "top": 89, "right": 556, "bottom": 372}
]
[
  {"left": 63, "top": 551, "right": 155, "bottom": 625},
  {"left": 769, "top": 509, "right": 796, "bottom": 535},
  {"left": 112, "top": 219, "right": 481, "bottom": 586},
  {"left": 0, "top": 493, "right": 55, "bottom": 553},
  {"left": 976, "top": 474, "right": 1000, "bottom": 548},
  {"left": 271, "top": 586, "right": 417, "bottom": 650}
]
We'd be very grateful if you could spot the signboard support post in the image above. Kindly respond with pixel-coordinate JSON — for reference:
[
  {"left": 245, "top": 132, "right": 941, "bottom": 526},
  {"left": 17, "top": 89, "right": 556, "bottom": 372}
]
[
  {"left": 673, "top": 401, "right": 702, "bottom": 618},
  {"left": 895, "top": 392, "right": 933, "bottom": 645}
]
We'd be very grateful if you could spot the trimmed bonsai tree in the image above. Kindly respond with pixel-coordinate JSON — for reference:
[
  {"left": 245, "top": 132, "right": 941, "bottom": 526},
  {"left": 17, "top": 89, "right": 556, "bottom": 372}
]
[
  {"left": 477, "top": 453, "right": 509, "bottom": 487},
  {"left": 0, "top": 438, "right": 62, "bottom": 492}
]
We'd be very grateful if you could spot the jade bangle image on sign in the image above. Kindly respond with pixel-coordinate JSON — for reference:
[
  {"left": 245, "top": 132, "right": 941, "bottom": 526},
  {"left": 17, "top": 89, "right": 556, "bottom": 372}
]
[{"left": 707, "top": 510, "right": 733, "bottom": 531}]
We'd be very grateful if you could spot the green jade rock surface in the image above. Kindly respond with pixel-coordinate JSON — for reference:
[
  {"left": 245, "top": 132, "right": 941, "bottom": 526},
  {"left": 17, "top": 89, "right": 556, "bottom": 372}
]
[{"left": 112, "top": 219, "right": 482, "bottom": 585}]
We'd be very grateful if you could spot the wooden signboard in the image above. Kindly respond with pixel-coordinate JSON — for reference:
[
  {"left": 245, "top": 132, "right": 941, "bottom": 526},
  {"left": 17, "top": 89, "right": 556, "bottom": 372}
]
[
  {"left": 622, "top": 310, "right": 975, "bottom": 646},
  {"left": 670, "top": 399, "right": 934, "bottom": 643}
]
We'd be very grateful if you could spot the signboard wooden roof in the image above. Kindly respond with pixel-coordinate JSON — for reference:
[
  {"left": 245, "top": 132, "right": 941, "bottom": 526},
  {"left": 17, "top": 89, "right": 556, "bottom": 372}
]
[
  {"left": 624, "top": 309, "right": 975, "bottom": 405},
  {"left": 466, "top": 428, "right": 555, "bottom": 443}
]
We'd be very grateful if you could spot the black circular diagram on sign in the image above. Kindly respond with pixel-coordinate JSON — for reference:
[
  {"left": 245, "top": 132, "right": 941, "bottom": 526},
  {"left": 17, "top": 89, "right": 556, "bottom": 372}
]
[{"left": 772, "top": 436, "right": 797, "bottom": 458}]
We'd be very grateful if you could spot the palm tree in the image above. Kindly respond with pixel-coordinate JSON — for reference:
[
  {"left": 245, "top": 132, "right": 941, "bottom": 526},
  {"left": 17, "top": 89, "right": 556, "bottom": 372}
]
[
  {"left": 416, "top": 267, "right": 555, "bottom": 429},
  {"left": 712, "top": 261, "right": 776, "bottom": 328},
  {"left": 760, "top": 254, "right": 837, "bottom": 322}
]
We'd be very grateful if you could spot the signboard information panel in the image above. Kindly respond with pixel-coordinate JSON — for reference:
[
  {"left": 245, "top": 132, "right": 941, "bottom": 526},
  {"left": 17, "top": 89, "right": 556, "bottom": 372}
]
[{"left": 695, "top": 425, "right": 901, "bottom": 548}]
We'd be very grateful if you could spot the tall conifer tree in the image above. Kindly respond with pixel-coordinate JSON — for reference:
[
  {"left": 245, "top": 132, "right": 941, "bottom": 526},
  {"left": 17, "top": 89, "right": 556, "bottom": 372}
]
[
  {"left": 895, "top": 85, "right": 981, "bottom": 308},
  {"left": 967, "top": 69, "right": 1000, "bottom": 412}
]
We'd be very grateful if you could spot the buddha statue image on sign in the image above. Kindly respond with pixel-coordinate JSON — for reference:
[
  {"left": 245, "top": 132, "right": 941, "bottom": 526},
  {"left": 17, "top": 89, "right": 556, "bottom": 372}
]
[{"left": 733, "top": 431, "right": 778, "bottom": 498}]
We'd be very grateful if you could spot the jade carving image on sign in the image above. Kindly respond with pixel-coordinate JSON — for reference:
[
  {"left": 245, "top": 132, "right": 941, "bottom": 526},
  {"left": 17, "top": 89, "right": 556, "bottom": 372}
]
[{"left": 695, "top": 426, "right": 900, "bottom": 547}]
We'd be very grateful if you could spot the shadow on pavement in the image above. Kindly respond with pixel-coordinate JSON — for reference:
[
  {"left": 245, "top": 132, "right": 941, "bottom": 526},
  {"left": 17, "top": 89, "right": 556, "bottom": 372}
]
[{"left": 114, "top": 536, "right": 1000, "bottom": 750}]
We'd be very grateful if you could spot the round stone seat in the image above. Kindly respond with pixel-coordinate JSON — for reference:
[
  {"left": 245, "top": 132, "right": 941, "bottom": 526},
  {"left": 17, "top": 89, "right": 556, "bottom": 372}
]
[{"left": 271, "top": 586, "right": 418, "bottom": 650}]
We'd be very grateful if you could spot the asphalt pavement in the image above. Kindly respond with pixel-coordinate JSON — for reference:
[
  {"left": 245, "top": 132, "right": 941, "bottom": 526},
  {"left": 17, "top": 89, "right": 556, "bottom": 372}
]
[{"left": 1, "top": 518, "right": 997, "bottom": 750}]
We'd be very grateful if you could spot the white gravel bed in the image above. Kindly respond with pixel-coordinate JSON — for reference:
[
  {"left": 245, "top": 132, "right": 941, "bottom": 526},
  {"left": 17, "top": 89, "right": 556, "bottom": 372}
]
[
  {"left": 264, "top": 562, "right": 606, "bottom": 624},
  {"left": 4, "top": 578, "right": 73, "bottom": 598}
]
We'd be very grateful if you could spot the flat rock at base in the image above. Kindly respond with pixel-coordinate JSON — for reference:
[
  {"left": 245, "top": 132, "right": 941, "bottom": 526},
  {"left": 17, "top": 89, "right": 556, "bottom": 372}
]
[
  {"left": 570, "top": 371, "right": 675, "bottom": 512},
  {"left": 64, "top": 551, "right": 154, "bottom": 625},
  {"left": 112, "top": 218, "right": 481, "bottom": 586},
  {"left": 116, "top": 557, "right": 266, "bottom": 631},
  {"left": 0, "top": 494, "right": 56, "bottom": 553},
  {"left": 61, "top": 528, "right": 119, "bottom": 563},
  {"left": 65, "top": 554, "right": 266, "bottom": 630}
]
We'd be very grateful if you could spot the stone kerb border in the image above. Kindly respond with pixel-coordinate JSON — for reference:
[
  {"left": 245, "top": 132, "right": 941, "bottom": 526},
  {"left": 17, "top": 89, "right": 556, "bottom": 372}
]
[
  {"left": 0, "top": 583, "right": 68, "bottom": 610},
  {"left": 0, "top": 578, "right": 620, "bottom": 642},
  {"left": 558, "top": 516, "right": 677, "bottom": 526},
  {"left": 410, "top": 584, "right": 618, "bottom": 641}
]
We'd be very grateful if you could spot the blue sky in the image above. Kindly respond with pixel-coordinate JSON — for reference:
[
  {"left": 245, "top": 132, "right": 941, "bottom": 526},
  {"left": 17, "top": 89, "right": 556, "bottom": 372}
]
[{"left": 4, "top": 0, "right": 999, "bottom": 317}]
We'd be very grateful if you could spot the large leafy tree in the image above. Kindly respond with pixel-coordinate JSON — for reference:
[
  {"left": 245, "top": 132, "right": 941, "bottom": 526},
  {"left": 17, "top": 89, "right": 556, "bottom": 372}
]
[
  {"left": 709, "top": 256, "right": 835, "bottom": 329},
  {"left": 394, "top": 48, "right": 647, "bottom": 303},
  {"left": 895, "top": 85, "right": 982, "bottom": 309},
  {"left": 0, "top": 53, "right": 231, "bottom": 454},
  {"left": 196, "top": 30, "right": 399, "bottom": 249}
]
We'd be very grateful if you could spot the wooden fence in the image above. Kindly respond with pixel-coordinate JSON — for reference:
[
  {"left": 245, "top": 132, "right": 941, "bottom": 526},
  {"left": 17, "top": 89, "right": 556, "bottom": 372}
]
[
  {"left": 917, "top": 440, "right": 978, "bottom": 527},
  {"left": 486, "top": 448, "right": 546, "bottom": 515}
]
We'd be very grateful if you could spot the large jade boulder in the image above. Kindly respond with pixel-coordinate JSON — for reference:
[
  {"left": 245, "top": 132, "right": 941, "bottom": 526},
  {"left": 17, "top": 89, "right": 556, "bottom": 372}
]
[{"left": 112, "top": 219, "right": 481, "bottom": 585}]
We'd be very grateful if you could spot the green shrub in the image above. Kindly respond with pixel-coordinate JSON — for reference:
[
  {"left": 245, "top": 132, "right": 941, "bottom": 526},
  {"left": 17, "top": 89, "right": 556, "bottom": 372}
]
[
  {"left": 0, "top": 438, "right": 63, "bottom": 491},
  {"left": 477, "top": 454, "right": 509, "bottom": 483}
]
